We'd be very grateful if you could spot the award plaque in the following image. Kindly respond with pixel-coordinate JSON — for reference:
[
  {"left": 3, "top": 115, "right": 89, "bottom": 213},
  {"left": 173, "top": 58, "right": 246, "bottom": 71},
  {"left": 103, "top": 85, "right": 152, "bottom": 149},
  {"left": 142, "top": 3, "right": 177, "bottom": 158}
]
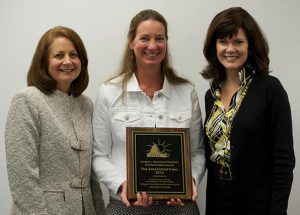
[{"left": 126, "top": 127, "right": 192, "bottom": 201}]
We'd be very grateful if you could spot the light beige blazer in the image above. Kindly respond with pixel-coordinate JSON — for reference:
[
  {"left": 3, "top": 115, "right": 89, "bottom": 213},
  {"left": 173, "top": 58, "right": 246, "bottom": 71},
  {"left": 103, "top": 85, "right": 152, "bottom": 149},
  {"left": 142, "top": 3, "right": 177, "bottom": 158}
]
[{"left": 5, "top": 87, "right": 105, "bottom": 215}]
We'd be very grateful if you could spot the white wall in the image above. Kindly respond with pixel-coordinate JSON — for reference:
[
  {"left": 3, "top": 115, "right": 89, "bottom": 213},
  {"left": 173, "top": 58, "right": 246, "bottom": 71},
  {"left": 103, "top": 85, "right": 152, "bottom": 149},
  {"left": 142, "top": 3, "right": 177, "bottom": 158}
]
[{"left": 1, "top": 0, "right": 299, "bottom": 214}]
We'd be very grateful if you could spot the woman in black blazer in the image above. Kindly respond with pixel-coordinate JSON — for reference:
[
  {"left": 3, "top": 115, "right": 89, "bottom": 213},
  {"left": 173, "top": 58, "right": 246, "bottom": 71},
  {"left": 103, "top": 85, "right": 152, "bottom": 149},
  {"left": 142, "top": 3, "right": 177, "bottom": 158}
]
[{"left": 201, "top": 7, "right": 295, "bottom": 215}]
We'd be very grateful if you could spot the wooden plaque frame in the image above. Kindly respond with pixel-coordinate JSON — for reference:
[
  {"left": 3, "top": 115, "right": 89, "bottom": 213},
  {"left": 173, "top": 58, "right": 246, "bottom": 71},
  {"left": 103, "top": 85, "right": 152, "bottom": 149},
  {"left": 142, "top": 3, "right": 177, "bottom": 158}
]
[{"left": 126, "top": 127, "right": 192, "bottom": 201}]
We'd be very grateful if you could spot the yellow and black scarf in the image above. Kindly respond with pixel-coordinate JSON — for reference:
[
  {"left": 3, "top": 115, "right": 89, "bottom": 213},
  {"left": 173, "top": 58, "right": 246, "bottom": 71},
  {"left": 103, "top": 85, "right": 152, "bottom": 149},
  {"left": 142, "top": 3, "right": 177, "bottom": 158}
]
[{"left": 205, "top": 66, "right": 255, "bottom": 169}]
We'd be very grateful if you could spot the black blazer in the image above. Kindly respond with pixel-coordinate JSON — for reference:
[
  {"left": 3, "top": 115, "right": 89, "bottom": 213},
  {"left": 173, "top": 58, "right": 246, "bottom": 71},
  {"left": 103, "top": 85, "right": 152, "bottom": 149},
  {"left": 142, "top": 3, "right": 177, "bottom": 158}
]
[{"left": 204, "top": 74, "right": 295, "bottom": 215}]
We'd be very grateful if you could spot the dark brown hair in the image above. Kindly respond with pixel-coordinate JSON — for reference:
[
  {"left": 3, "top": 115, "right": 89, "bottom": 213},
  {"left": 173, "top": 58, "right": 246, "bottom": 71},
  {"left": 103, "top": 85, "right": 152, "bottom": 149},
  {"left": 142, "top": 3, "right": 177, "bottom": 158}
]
[
  {"left": 110, "top": 9, "right": 189, "bottom": 95},
  {"left": 202, "top": 7, "right": 270, "bottom": 84},
  {"left": 27, "top": 26, "right": 88, "bottom": 97}
]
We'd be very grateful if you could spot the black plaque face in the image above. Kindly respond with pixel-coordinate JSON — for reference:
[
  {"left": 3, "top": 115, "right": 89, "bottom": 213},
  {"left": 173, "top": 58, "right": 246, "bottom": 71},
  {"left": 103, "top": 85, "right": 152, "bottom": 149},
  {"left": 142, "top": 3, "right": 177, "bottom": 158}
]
[{"left": 126, "top": 127, "right": 192, "bottom": 201}]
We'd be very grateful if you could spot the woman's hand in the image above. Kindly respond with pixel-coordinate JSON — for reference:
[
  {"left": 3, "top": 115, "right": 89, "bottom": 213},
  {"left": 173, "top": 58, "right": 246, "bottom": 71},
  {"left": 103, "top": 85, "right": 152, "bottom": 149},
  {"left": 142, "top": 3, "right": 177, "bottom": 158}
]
[
  {"left": 166, "top": 178, "right": 198, "bottom": 206},
  {"left": 118, "top": 181, "right": 130, "bottom": 207},
  {"left": 132, "top": 191, "right": 153, "bottom": 207},
  {"left": 192, "top": 178, "right": 198, "bottom": 201},
  {"left": 118, "top": 181, "right": 153, "bottom": 207},
  {"left": 167, "top": 198, "right": 184, "bottom": 207}
]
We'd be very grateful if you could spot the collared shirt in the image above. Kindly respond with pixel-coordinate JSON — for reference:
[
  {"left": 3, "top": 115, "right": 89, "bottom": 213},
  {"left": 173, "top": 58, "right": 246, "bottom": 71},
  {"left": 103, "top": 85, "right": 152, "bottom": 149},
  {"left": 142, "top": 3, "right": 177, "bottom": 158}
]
[
  {"left": 205, "top": 66, "right": 254, "bottom": 167},
  {"left": 92, "top": 74, "right": 205, "bottom": 199}
]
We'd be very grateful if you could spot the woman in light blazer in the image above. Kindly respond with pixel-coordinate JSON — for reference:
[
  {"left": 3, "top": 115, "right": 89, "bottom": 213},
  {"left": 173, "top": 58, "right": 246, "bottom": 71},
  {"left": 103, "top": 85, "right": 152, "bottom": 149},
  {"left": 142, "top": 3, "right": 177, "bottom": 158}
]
[{"left": 5, "top": 26, "right": 105, "bottom": 215}]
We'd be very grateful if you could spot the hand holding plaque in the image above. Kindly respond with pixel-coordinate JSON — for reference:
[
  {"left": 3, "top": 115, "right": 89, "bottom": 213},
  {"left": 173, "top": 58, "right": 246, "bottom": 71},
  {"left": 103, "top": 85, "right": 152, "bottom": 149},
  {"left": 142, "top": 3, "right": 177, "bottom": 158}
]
[{"left": 126, "top": 127, "right": 192, "bottom": 201}]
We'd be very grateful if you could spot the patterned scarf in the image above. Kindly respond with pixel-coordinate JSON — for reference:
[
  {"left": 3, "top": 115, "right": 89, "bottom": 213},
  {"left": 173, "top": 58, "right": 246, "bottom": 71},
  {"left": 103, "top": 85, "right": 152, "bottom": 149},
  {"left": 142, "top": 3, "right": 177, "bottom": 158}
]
[{"left": 205, "top": 66, "right": 255, "bottom": 168}]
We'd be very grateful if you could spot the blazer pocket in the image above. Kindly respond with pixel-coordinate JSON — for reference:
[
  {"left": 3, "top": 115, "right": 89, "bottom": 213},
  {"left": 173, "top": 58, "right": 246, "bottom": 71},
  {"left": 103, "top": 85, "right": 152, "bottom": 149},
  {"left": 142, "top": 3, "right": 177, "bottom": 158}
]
[
  {"left": 168, "top": 111, "right": 191, "bottom": 127},
  {"left": 114, "top": 111, "right": 140, "bottom": 123},
  {"left": 43, "top": 190, "right": 66, "bottom": 201},
  {"left": 113, "top": 111, "right": 141, "bottom": 140}
]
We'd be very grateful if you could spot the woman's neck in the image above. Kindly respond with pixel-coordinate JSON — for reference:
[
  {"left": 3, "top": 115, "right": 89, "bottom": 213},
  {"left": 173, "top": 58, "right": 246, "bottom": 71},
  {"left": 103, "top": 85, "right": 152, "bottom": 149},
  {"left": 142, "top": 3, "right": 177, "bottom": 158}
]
[
  {"left": 225, "top": 70, "right": 240, "bottom": 85},
  {"left": 220, "top": 71, "right": 240, "bottom": 111},
  {"left": 135, "top": 67, "right": 164, "bottom": 98}
]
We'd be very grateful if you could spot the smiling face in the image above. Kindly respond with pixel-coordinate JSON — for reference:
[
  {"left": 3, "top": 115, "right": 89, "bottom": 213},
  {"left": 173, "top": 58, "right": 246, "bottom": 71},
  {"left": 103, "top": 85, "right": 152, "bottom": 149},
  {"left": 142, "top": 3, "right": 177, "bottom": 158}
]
[
  {"left": 48, "top": 37, "right": 81, "bottom": 93},
  {"left": 129, "top": 19, "right": 167, "bottom": 70},
  {"left": 216, "top": 28, "right": 249, "bottom": 73}
]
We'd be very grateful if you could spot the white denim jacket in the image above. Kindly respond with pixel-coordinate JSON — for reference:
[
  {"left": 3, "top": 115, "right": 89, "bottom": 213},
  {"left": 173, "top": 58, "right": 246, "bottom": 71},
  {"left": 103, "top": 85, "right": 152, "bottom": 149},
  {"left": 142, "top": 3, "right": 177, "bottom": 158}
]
[{"left": 92, "top": 74, "right": 206, "bottom": 200}]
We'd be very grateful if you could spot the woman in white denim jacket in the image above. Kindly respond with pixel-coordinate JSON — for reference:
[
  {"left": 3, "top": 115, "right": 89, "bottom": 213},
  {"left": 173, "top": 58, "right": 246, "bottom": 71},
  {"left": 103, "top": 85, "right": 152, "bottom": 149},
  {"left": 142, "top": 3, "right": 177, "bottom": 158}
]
[{"left": 92, "top": 9, "right": 206, "bottom": 215}]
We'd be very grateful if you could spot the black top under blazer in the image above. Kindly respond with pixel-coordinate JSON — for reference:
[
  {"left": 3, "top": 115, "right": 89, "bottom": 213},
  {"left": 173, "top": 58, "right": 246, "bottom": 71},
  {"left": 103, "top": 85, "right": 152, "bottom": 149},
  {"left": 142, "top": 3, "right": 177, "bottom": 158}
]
[{"left": 204, "top": 73, "right": 295, "bottom": 215}]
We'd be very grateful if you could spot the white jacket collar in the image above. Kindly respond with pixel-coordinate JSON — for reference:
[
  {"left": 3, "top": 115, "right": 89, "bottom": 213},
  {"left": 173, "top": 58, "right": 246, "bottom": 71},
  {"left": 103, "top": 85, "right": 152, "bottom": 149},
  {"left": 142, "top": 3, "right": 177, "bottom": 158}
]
[{"left": 127, "top": 74, "right": 171, "bottom": 98}]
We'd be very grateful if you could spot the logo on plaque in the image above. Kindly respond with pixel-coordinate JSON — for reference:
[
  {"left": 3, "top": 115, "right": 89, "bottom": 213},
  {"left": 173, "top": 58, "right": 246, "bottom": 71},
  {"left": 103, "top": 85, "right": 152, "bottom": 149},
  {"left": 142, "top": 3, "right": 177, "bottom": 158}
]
[{"left": 147, "top": 139, "right": 171, "bottom": 158}]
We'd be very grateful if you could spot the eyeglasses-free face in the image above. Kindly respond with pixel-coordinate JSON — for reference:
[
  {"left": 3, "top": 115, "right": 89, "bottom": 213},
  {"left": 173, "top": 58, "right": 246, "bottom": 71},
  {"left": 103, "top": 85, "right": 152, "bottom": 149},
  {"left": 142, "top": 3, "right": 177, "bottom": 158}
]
[
  {"left": 216, "top": 28, "right": 249, "bottom": 74},
  {"left": 48, "top": 37, "right": 81, "bottom": 93}
]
